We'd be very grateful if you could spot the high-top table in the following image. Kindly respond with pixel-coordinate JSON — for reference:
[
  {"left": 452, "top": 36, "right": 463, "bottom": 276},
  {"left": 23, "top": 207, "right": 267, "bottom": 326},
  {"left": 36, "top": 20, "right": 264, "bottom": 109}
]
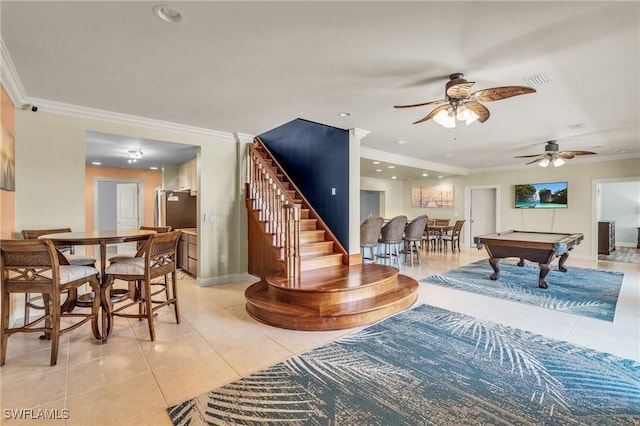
[{"left": 39, "top": 229, "right": 156, "bottom": 342}]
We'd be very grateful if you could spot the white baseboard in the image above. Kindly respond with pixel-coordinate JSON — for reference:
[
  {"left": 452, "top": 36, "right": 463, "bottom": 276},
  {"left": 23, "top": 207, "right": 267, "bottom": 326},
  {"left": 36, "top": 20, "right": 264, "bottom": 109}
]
[
  {"left": 616, "top": 242, "right": 638, "bottom": 248},
  {"left": 196, "top": 273, "right": 260, "bottom": 287}
]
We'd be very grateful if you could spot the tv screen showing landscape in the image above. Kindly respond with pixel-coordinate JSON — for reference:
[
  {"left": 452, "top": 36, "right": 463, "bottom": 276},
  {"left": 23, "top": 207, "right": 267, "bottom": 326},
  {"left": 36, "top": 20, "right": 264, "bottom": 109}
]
[{"left": 515, "top": 181, "right": 568, "bottom": 209}]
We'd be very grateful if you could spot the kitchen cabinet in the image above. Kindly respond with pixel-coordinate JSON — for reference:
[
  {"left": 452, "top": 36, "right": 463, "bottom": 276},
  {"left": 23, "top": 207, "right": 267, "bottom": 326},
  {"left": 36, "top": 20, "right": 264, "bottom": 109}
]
[
  {"left": 598, "top": 221, "right": 615, "bottom": 255},
  {"left": 178, "top": 159, "right": 197, "bottom": 195},
  {"left": 178, "top": 231, "right": 197, "bottom": 276}
]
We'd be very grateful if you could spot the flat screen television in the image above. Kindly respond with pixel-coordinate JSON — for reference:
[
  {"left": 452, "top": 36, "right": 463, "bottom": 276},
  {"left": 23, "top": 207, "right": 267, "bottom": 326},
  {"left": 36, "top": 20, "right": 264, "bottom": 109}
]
[{"left": 515, "top": 181, "right": 568, "bottom": 209}]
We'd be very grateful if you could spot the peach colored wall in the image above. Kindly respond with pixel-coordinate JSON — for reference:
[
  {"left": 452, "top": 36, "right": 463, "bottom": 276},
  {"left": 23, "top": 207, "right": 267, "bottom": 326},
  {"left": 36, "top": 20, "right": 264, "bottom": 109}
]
[
  {"left": 84, "top": 165, "right": 162, "bottom": 232},
  {"left": 0, "top": 85, "right": 16, "bottom": 239}
]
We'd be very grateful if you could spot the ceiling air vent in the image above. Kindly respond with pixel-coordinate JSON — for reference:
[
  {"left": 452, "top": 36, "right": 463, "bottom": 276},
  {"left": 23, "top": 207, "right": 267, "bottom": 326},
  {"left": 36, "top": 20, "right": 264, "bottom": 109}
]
[
  {"left": 523, "top": 73, "right": 550, "bottom": 86},
  {"left": 568, "top": 123, "right": 587, "bottom": 130}
]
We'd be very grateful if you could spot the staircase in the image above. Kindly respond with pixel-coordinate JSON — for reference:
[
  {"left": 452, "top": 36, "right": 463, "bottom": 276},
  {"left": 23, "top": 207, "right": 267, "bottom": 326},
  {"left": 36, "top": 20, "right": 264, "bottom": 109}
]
[{"left": 244, "top": 138, "right": 419, "bottom": 331}]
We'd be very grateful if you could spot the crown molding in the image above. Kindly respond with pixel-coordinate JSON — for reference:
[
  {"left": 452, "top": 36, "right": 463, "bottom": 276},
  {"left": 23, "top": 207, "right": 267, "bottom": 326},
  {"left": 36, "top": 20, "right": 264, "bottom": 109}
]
[
  {"left": 29, "top": 97, "right": 236, "bottom": 140},
  {"left": 352, "top": 128, "right": 370, "bottom": 140},
  {"left": 234, "top": 132, "right": 255, "bottom": 144},
  {"left": 360, "top": 146, "right": 470, "bottom": 176},
  {"left": 0, "top": 38, "right": 29, "bottom": 107}
]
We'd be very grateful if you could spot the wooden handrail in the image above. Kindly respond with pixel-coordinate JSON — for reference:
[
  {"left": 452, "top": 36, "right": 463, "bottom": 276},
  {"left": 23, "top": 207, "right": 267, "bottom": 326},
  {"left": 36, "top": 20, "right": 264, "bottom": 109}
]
[
  {"left": 247, "top": 142, "right": 301, "bottom": 279},
  {"left": 252, "top": 137, "right": 348, "bottom": 259}
]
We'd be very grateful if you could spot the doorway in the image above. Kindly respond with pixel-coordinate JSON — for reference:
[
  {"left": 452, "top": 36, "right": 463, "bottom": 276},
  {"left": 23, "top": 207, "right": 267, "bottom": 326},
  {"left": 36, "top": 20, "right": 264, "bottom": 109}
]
[
  {"left": 93, "top": 177, "right": 144, "bottom": 253},
  {"left": 592, "top": 176, "right": 640, "bottom": 260},
  {"left": 464, "top": 186, "right": 499, "bottom": 247},
  {"left": 360, "top": 190, "right": 382, "bottom": 222}
]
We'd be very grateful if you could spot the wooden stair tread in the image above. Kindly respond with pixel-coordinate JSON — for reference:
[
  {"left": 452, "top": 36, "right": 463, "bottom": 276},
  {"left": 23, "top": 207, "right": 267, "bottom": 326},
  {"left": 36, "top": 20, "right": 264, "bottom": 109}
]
[
  {"left": 245, "top": 271, "right": 419, "bottom": 331},
  {"left": 267, "top": 264, "right": 396, "bottom": 292}
]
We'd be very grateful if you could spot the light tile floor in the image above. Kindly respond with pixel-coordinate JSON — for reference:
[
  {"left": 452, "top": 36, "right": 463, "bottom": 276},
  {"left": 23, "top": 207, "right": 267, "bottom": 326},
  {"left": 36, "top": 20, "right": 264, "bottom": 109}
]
[{"left": 1, "top": 248, "right": 638, "bottom": 425}]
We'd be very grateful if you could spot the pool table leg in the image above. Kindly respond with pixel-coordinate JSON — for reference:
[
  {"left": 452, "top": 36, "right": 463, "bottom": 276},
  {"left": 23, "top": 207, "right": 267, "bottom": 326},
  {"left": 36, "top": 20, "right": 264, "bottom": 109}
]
[
  {"left": 538, "top": 263, "right": 550, "bottom": 289},
  {"left": 488, "top": 257, "right": 500, "bottom": 280},
  {"left": 558, "top": 252, "right": 569, "bottom": 272}
]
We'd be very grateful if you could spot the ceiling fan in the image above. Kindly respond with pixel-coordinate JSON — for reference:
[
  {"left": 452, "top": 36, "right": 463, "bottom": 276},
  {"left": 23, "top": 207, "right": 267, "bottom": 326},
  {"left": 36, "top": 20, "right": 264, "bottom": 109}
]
[
  {"left": 515, "top": 140, "right": 596, "bottom": 167},
  {"left": 394, "top": 73, "right": 536, "bottom": 128}
]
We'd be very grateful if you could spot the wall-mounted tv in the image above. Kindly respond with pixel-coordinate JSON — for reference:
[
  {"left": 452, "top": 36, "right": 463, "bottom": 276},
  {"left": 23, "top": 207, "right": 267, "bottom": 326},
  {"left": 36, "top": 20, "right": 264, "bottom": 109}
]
[{"left": 515, "top": 181, "right": 568, "bottom": 209}]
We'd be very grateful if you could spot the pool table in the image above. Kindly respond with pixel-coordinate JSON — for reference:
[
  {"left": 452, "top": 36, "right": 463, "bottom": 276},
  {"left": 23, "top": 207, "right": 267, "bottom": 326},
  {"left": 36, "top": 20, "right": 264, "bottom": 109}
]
[{"left": 474, "top": 230, "right": 584, "bottom": 289}]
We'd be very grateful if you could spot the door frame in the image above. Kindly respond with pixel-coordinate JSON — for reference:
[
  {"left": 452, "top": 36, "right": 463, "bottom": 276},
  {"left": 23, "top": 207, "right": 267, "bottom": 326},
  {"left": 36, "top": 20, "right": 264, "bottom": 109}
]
[
  {"left": 93, "top": 177, "right": 145, "bottom": 231},
  {"left": 591, "top": 176, "right": 640, "bottom": 259},
  {"left": 464, "top": 185, "right": 500, "bottom": 248}
]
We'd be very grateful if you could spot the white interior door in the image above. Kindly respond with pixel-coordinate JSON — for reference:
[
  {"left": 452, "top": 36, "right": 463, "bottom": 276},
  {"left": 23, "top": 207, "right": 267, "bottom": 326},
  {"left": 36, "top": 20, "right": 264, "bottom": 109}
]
[
  {"left": 116, "top": 183, "right": 139, "bottom": 252},
  {"left": 468, "top": 187, "right": 498, "bottom": 246}
]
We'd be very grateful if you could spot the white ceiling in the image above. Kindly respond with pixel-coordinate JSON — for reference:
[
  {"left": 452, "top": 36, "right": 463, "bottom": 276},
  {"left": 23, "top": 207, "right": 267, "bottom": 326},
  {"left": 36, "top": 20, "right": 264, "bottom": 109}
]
[{"left": 2, "top": 1, "right": 639, "bottom": 177}]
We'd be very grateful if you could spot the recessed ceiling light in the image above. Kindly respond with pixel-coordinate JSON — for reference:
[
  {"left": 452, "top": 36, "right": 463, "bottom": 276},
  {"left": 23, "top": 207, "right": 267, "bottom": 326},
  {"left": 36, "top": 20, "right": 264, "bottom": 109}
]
[
  {"left": 438, "top": 175, "right": 443, "bottom": 179},
  {"left": 422, "top": 173, "right": 428, "bottom": 177},
  {"left": 375, "top": 169, "right": 382, "bottom": 172},
  {"left": 338, "top": 112, "right": 351, "bottom": 117},
  {"left": 150, "top": 166, "right": 158, "bottom": 170},
  {"left": 372, "top": 161, "right": 380, "bottom": 165},
  {"left": 388, "top": 165, "right": 395, "bottom": 169},
  {"left": 391, "top": 176, "right": 397, "bottom": 179},
  {"left": 91, "top": 162, "right": 101, "bottom": 166},
  {"left": 444, "top": 153, "right": 453, "bottom": 158},
  {"left": 396, "top": 140, "right": 408, "bottom": 145},
  {"left": 153, "top": 5, "right": 184, "bottom": 23}
]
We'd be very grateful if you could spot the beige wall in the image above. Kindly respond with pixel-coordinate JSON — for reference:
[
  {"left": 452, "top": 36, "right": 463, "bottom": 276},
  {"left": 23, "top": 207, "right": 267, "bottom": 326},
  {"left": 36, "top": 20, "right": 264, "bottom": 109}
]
[
  {"left": 14, "top": 109, "right": 245, "bottom": 284},
  {"left": 397, "top": 158, "right": 639, "bottom": 257},
  {"left": 360, "top": 176, "right": 405, "bottom": 219}
]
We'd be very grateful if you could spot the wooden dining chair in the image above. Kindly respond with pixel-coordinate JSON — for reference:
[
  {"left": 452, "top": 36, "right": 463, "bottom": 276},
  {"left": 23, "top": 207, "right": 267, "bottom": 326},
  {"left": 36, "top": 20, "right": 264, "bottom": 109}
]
[
  {"left": 421, "top": 220, "right": 439, "bottom": 251},
  {"left": 1, "top": 239, "right": 101, "bottom": 366},
  {"left": 103, "top": 230, "right": 181, "bottom": 341},
  {"left": 107, "top": 226, "right": 172, "bottom": 263},
  {"left": 441, "top": 220, "right": 466, "bottom": 252},
  {"left": 21, "top": 228, "right": 97, "bottom": 323}
]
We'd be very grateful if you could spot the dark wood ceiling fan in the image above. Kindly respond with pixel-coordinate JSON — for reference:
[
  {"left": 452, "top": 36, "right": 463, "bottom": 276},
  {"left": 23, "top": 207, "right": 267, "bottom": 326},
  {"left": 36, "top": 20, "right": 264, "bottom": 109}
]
[
  {"left": 394, "top": 73, "right": 536, "bottom": 126},
  {"left": 515, "top": 140, "right": 596, "bottom": 166}
]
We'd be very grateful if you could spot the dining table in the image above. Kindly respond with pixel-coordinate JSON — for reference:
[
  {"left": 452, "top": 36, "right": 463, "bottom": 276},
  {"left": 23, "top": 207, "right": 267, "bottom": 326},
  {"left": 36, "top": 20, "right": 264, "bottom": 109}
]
[{"left": 38, "top": 229, "right": 156, "bottom": 342}]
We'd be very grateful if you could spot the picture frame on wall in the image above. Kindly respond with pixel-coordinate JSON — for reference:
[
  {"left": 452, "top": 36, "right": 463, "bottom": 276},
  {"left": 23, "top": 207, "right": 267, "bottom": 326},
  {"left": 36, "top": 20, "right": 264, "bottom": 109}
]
[
  {"left": 1, "top": 124, "right": 16, "bottom": 192},
  {"left": 411, "top": 185, "right": 454, "bottom": 208}
]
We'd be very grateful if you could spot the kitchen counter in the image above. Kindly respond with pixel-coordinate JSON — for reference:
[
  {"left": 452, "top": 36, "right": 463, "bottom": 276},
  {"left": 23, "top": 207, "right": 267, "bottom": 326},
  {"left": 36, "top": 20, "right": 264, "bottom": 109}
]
[{"left": 178, "top": 228, "right": 197, "bottom": 236}]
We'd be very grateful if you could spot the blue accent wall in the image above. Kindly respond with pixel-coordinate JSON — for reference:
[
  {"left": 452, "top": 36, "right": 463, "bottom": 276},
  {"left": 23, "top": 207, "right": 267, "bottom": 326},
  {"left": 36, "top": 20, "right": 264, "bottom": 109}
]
[{"left": 259, "top": 118, "right": 350, "bottom": 251}]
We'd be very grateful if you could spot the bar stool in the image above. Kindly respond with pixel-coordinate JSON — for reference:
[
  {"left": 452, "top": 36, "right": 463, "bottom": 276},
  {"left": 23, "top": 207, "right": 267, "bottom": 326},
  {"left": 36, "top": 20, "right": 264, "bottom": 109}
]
[
  {"left": 360, "top": 217, "right": 384, "bottom": 264},
  {"left": 377, "top": 215, "right": 407, "bottom": 266}
]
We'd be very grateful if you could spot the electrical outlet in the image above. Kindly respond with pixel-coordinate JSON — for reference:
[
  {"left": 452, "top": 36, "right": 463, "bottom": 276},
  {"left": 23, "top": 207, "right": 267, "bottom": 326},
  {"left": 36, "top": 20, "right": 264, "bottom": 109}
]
[{"left": 220, "top": 255, "right": 225, "bottom": 263}]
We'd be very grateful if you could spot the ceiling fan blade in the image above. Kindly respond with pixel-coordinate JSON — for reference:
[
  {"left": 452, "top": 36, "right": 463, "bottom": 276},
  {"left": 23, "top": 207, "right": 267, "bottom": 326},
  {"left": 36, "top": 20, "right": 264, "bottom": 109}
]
[
  {"left": 446, "top": 81, "right": 475, "bottom": 99},
  {"left": 561, "top": 150, "right": 597, "bottom": 156},
  {"left": 412, "top": 105, "right": 448, "bottom": 124},
  {"left": 394, "top": 99, "right": 446, "bottom": 109},
  {"left": 472, "top": 86, "right": 536, "bottom": 102},
  {"left": 524, "top": 155, "right": 548, "bottom": 165},
  {"left": 514, "top": 154, "right": 545, "bottom": 158},
  {"left": 557, "top": 152, "right": 575, "bottom": 160},
  {"left": 465, "top": 101, "right": 490, "bottom": 123}
]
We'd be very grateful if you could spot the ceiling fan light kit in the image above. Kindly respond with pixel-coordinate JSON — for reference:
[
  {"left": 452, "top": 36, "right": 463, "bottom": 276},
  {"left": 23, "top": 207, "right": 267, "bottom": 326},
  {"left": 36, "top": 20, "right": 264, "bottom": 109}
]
[{"left": 394, "top": 72, "right": 536, "bottom": 128}]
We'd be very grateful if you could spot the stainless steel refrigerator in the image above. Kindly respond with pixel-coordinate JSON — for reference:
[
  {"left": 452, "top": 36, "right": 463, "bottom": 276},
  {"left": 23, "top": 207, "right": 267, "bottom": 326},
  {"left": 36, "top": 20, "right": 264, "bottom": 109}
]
[{"left": 154, "top": 189, "right": 197, "bottom": 229}]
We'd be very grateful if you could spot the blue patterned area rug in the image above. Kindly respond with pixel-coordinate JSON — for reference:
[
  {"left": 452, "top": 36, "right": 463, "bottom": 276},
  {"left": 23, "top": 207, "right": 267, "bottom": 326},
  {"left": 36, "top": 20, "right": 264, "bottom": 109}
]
[
  {"left": 421, "top": 259, "right": 623, "bottom": 321},
  {"left": 168, "top": 304, "right": 639, "bottom": 425}
]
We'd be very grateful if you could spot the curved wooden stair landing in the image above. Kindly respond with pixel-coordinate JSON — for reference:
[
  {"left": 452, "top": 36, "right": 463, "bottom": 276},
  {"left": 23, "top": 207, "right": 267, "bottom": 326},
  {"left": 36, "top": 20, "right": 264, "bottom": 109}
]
[{"left": 245, "top": 263, "right": 419, "bottom": 331}]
